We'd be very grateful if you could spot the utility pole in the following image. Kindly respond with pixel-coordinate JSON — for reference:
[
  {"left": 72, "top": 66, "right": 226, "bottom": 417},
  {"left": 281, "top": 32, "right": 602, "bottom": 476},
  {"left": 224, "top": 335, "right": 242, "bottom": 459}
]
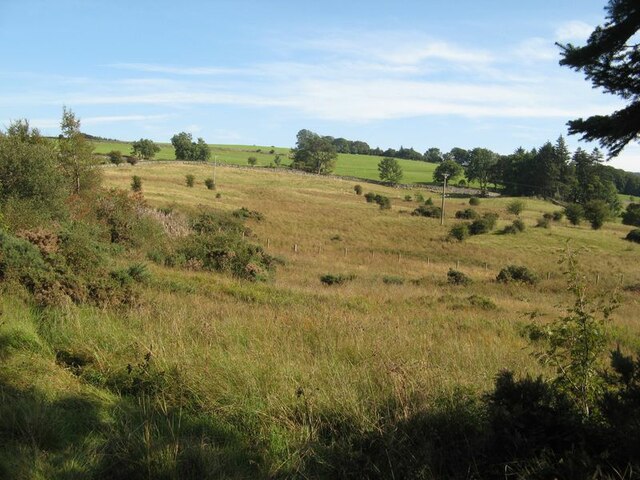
[
  {"left": 440, "top": 173, "right": 449, "bottom": 225},
  {"left": 213, "top": 155, "right": 217, "bottom": 186}
]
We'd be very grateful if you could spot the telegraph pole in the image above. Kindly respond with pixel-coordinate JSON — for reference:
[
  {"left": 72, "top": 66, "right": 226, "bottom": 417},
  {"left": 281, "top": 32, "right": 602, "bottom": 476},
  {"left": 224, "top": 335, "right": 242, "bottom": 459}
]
[
  {"left": 440, "top": 173, "right": 449, "bottom": 225},
  {"left": 213, "top": 155, "right": 217, "bottom": 186}
]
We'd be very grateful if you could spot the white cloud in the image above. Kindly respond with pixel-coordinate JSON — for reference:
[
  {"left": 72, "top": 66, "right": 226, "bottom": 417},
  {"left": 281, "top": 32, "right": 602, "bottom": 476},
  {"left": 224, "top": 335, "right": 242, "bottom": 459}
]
[
  {"left": 555, "top": 20, "right": 593, "bottom": 42},
  {"left": 106, "top": 63, "right": 251, "bottom": 76},
  {"left": 82, "top": 114, "right": 171, "bottom": 125},
  {"left": 513, "top": 37, "right": 558, "bottom": 62}
]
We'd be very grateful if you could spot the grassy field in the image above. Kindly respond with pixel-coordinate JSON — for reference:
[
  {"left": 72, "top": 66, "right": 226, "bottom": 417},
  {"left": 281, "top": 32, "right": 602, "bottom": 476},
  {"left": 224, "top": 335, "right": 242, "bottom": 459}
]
[
  {"left": 92, "top": 140, "right": 438, "bottom": 184},
  {"left": 2, "top": 163, "right": 639, "bottom": 478}
]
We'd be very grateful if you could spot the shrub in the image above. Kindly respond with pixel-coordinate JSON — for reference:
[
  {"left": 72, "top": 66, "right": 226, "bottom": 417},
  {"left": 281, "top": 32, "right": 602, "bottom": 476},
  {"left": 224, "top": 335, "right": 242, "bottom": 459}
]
[
  {"left": 458, "top": 179, "right": 467, "bottom": 187},
  {"left": 383, "top": 275, "right": 405, "bottom": 285},
  {"left": 496, "top": 265, "right": 538, "bottom": 284},
  {"left": 622, "top": 203, "right": 640, "bottom": 227},
  {"left": 377, "top": 195, "right": 391, "bottom": 210},
  {"left": 131, "top": 175, "right": 142, "bottom": 192},
  {"left": 584, "top": 199, "right": 610, "bottom": 230},
  {"left": 467, "top": 294, "right": 496, "bottom": 310},
  {"left": 320, "top": 273, "right": 355, "bottom": 286},
  {"left": 626, "top": 229, "right": 640, "bottom": 243},
  {"left": 185, "top": 174, "right": 195, "bottom": 187},
  {"left": 469, "top": 213, "right": 498, "bottom": 235},
  {"left": 552, "top": 211, "right": 564, "bottom": 221},
  {"left": 449, "top": 223, "right": 470, "bottom": 241},
  {"left": 354, "top": 184, "right": 363, "bottom": 195},
  {"left": 233, "top": 207, "right": 264, "bottom": 221},
  {"left": 215, "top": 193, "right": 222, "bottom": 199},
  {"left": 247, "top": 156, "right": 257, "bottom": 166},
  {"left": 425, "top": 197, "right": 434, "bottom": 206},
  {"left": 108, "top": 150, "right": 123, "bottom": 165},
  {"left": 414, "top": 192, "right": 425, "bottom": 202},
  {"left": 412, "top": 205, "right": 442, "bottom": 218},
  {"left": 543, "top": 212, "right": 554, "bottom": 220},
  {"left": 536, "top": 216, "right": 551, "bottom": 228},
  {"left": 204, "top": 178, "right": 215, "bottom": 190},
  {"left": 364, "top": 192, "right": 376, "bottom": 203},
  {"left": 125, "top": 156, "right": 138, "bottom": 166},
  {"left": 404, "top": 194, "right": 413, "bottom": 202},
  {"left": 469, "top": 197, "right": 480, "bottom": 206},
  {"left": 447, "top": 269, "right": 472, "bottom": 286},
  {"left": 455, "top": 208, "right": 479, "bottom": 220},
  {"left": 506, "top": 200, "right": 526, "bottom": 216},
  {"left": 502, "top": 224, "right": 518, "bottom": 234},
  {"left": 564, "top": 203, "right": 584, "bottom": 225},
  {"left": 513, "top": 218, "right": 526, "bottom": 232}
]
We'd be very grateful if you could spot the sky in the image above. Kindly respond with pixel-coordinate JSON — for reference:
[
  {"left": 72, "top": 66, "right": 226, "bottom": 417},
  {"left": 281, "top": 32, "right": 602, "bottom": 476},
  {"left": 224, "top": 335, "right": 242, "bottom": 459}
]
[{"left": 1, "top": 0, "right": 638, "bottom": 171}]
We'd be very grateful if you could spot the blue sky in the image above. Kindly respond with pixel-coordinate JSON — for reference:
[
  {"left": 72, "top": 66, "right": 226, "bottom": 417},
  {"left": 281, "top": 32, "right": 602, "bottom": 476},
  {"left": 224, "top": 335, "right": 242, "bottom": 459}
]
[{"left": 1, "top": 0, "right": 638, "bottom": 171}]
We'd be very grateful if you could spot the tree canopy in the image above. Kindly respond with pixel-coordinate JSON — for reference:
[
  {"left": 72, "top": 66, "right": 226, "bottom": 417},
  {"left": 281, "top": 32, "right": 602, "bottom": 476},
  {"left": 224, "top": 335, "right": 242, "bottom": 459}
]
[
  {"left": 378, "top": 157, "right": 403, "bottom": 184},
  {"left": 291, "top": 129, "right": 337, "bottom": 174},
  {"left": 434, "top": 159, "right": 464, "bottom": 183},
  {"left": 558, "top": 0, "right": 640, "bottom": 156},
  {"left": 171, "top": 132, "right": 211, "bottom": 161},
  {"left": 131, "top": 138, "right": 160, "bottom": 160}
]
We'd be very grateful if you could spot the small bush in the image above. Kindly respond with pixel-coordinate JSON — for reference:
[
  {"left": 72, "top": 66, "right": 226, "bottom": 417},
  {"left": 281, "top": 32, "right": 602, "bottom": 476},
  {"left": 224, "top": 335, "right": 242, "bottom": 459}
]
[
  {"left": 467, "top": 295, "right": 497, "bottom": 310},
  {"left": 513, "top": 218, "right": 526, "bottom": 232},
  {"left": 383, "top": 275, "right": 405, "bottom": 285},
  {"left": 543, "top": 212, "right": 553, "bottom": 220},
  {"left": 415, "top": 192, "right": 425, "bottom": 203},
  {"left": 625, "top": 229, "right": 640, "bottom": 244},
  {"left": 131, "top": 175, "right": 142, "bottom": 192},
  {"left": 469, "top": 213, "right": 498, "bottom": 235},
  {"left": 496, "top": 265, "right": 538, "bottom": 284},
  {"left": 425, "top": 197, "right": 434, "bottom": 206},
  {"left": 506, "top": 200, "right": 526, "bottom": 216},
  {"left": 584, "top": 199, "right": 610, "bottom": 230},
  {"left": 412, "top": 205, "right": 442, "bottom": 218},
  {"left": 204, "top": 178, "right": 215, "bottom": 190},
  {"left": 458, "top": 179, "right": 467, "bottom": 187},
  {"left": 469, "top": 197, "right": 480, "bottom": 206},
  {"left": 125, "top": 156, "right": 138, "bottom": 165},
  {"left": 552, "top": 211, "right": 564, "bottom": 221},
  {"left": 108, "top": 150, "right": 123, "bottom": 165},
  {"left": 216, "top": 193, "right": 222, "bottom": 199},
  {"left": 377, "top": 196, "right": 391, "bottom": 210},
  {"left": 455, "top": 208, "right": 479, "bottom": 220},
  {"left": 247, "top": 156, "right": 257, "bottom": 166},
  {"left": 233, "top": 207, "right": 264, "bottom": 221},
  {"left": 564, "top": 203, "right": 584, "bottom": 225},
  {"left": 320, "top": 273, "right": 355, "bottom": 286},
  {"left": 622, "top": 203, "right": 640, "bottom": 227},
  {"left": 449, "top": 223, "right": 470, "bottom": 241},
  {"left": 502, "top": 224, "right": 518, "bottom": 234},
  {"left": 185, "top": 174, "right": 195, "bottom": 187},
  {"left": 448, "top": 269, "right": 472, "bottom": 286},
  {"left": 364, "top": 192, "right": 376, "bottom": 203},
  {"left": 536, "top": 217, "right": 551, "bottom": 228},
  {"left": 354, "top": 184, "right": 363, "bottom": 195},
  {"left": 404, "top": 194, "right": 413, "bottom": 202}
]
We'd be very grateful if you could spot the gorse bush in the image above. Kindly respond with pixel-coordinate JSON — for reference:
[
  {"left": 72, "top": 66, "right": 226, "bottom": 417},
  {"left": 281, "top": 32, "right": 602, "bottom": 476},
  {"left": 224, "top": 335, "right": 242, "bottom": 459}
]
[
  {"left": 496, "top": 265, "right": 538, "bottom": 284},
  {"left": 469, "top": 197, "right": 480, "bottom": 206},
  {"left": 455, "top": 208, "right": 478, "bottom": 220},
  {"left": 536, "top": 216, "right": 551, "bottom": 228},
  {"left": 565, "top": 203, "right": 584, "bottom": 225},
  {"left": 131, "top": 175, "right": 142, "bottom": 192},
  {"left": 447, "top": 268, "right": 472, "bottom": 286},
  {"left": 320, "top": 273, "right": 355, "bottom": 285},
  {"left": 506, "top": 200, "right": 526, "bottom": 216},
  {"left": 449, "top": 223, "right": 470, "bottom": 241},
  {"left": 626, "top": 229, "right": 640, "bottom": 243},
  {"left": 412, "top": 204, "right": 441, "bottom": 218},
  {"left": 365, "top": 193, "right": 391, "bottom": 210},
  {"left": 185, "top": 174, "right": 195, "bottom": 187},
  {"left": 204, "top": 178, "right": 215, "bottom": 190},
  {"left": 354, "top": 184, "right": 362, "bottom": 195},
  {"left": 469, "top": 213, "right": 498, "bottom": 235}
]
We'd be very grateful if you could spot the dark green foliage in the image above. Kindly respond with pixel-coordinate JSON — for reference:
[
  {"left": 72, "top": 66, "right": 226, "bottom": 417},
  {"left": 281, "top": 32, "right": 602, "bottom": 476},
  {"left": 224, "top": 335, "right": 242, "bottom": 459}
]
[
  {"left": 433, "top": 159, "right": 463, "bottom": 183},
  {"left": 497, "top": 265, "right": 538, "bottom": 284},
  {"left": 424, "top": 196, "right": 433, "bottom": 205},
  {"left": 552, "top": 210, "right": 564, "bottom": 221},
  {"left": 232, "top": 207, "right": 264, "bottom": 221},
  {"left": 447, "top": 268, "right": 471, "bottom": 286},
  {"left": 96, "top": 189, "right": 159, "bottom": 246},
  {"left": 320, "top": 273, "right": 355, "bottom": 285},
  {"left": 412, "top": 204, "right": 441, "bottom": 218},
  {"left": 131, "top": 175, "right": 142, "bottom": 192},
  {"left": 247, "top": 156, "right": 257, "bottom": 166},
  {"left": 131, "top": 138, "right": 160, "bottom": 160},
  {"left": 364, "top": 192, "right": 376, "bottom": 203},
  {"left": 126, "top": 155, "right": 138, "bottom": 165},
  {"left": 513, "top": 218, "right": 526, "bottom": 232},
  {"left": 469, "top": 196, "right": 480, "bottom": 206},
  {"left": 204, "top": 178, "right": 215, "bottom": 190},
  {"left": 469, "top": 212, "right": 498, "bottom": 235},
  {"left": 365, "top": 193, "right": 391, "bottom": 209},
  {"left": 584, "top": 199, "right": 610, "bottom": 229},
  {"left": 382, "top": 275, "right": 405, "bottom": 285},
  {"left": 565, "top": 203, "right": 584, "bottom": 225},
  {"left": 190, "top": 209, "right": 246, "bottom": 236},
  {"left": 558, "top": 0, "right": 640, "bottom": 156},
  {"left": 622, "top": 203, "right": 640, "bottom": 226},
  {"left": 455, "top": 208, "right": 478, "bottom": 220},
  {"left": 185, "top": 174, "right": 195, "bottom": 187},
  {"left": 467, "top": 294, "right": 496, "bottom": 310},
  {"left": 449, "top": 223, "right": 470, "bottom": 241},
  {"left": 171, "top": 132, "right": 210, "bottom": 161},
  {"left": 626, "top": 228, "right": 640, "bottom": 243},
  {"left": 108, "top": 150, "right": 123, "bottom": 165},
  {"left": 403, "top": 194, "right": 412, "bottom": 202},
  {"left": 378, "top": 157, "right": 403, "bottom": 184},
  {"left": 415, "top": 192, "right": 425, "bottom": 203},
  {"left": 291, "top": 129, "right": 337, "bottom": 174},
  {"left": 353, "top": 184, "right": 362, "bottom": 195}
]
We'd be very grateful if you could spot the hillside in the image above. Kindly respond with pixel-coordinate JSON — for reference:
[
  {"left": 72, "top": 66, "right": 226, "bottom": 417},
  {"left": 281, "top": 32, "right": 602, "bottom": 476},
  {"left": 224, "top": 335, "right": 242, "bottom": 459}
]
[
  {"left": 2, "top": 161, "right": 639, "bottom": 478},
  {"left": 92, "top": 140, "right": 439, "bottom": 184}
]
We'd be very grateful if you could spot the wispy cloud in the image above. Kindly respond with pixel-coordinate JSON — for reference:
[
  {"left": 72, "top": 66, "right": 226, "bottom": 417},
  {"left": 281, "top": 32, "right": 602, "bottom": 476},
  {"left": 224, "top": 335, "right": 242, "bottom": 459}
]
[
  {"left": 106, "top": 63, "right": 252, "bottom": 76},
  {"left": 555, "top": 20, "right": 593, "bottom": 42}
]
